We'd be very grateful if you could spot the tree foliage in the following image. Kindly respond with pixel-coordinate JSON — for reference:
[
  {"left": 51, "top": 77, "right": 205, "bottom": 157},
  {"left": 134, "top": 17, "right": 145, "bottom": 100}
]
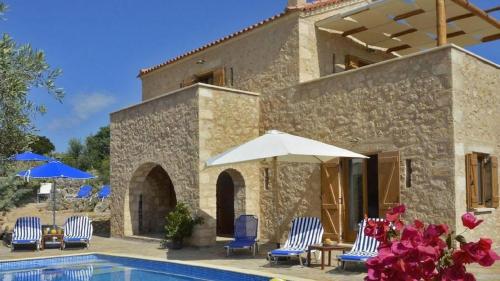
[
  {"left": 0, "top": 2, "right": 64, "bottom": 159},
  {"left": 61, "top": 126, "right": 110, "bottom": 183},
  {"left": 29, "top": 135, "right": 55, "bottom": 155},
  {"left": 0, "top": 166, "right": 36, "bottom": 212}
]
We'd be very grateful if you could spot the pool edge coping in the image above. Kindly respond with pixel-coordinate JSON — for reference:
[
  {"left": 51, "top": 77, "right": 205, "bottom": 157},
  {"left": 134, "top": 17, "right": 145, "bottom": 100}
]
[{"left": 0, "top": 252, "right": 317, "bottom": 281}]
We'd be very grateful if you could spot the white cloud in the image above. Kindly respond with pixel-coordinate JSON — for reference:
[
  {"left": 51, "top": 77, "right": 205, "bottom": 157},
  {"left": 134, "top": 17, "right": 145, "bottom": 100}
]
[
  {"left": 47, "top": 92, "right": 116, "bottom": 131},
  {"left": 71, "top": 92, "right": 116, "bottom": 120}
]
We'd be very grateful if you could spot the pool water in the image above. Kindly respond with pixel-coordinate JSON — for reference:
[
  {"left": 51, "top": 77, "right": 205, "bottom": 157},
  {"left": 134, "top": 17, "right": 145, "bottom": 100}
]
[{"left": 0, "top": 254, "right": 270, "bottom": 281}]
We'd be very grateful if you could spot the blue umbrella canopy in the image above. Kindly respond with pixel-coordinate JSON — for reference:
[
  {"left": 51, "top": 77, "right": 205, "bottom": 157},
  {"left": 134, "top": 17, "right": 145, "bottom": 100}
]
[
  {"left": 17, "top": 161, "right": 95, "bottom": 180},
  {"left": 17, "top": 161, "right": 95, "bottom": 227},
  {"left": 10, "top": 152, "right": 52, "bottom": 162}
]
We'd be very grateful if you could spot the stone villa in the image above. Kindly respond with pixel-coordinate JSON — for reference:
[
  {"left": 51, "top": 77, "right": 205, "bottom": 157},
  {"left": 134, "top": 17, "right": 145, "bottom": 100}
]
[{"left": 110, "top": 0, "right": 500, "bottom": 246}]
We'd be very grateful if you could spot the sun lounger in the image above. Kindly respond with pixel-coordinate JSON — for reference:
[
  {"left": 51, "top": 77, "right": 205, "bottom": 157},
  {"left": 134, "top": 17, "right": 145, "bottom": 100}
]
[
  {"left": 225, "top": 215, "right": 258, "bottom": 256},
  {"left": 97, "top": 185, "right": 110, "bottom": 200},
  {"left": 268, "top": 217, "right": 324, "bottom": 266},
  {"left": 76, "top": 185, "right": 92, "bottom": 199},
  {"left": 337, "top": 218, "right": 383, "bottom": 269},
  {"left": 11, "top": 217, "right": 42, "bottom": 251},
  {"left": 62, "top": 216, "right": 93, "bottom": 249}
]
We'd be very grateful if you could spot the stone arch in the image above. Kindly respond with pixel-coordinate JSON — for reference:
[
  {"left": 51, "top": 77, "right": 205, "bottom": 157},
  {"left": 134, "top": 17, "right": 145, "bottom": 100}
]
[
  {"left": 125, "top": 163, "right": 176, "bottom": 236},
  {"left": 216, "top": 168, "right": 245, "bottom": 237}
]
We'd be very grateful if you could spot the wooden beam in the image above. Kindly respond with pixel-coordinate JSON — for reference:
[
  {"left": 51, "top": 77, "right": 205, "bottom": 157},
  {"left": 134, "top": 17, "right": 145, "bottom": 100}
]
[
  {"left": 436, "top": 0, "right": 447, "bottom": 46},
  {"left": 342, "top": 26, "right": 368, "bottom": 37},
  {"left": 390, "top": 28, "right": 418, "bottom": 38},
  {"left": 393, "top": 9, "right": 425, "bottom": 21},
  {"left": 447, "top": 30, "right": 466, "bottom": 38},
  {"left": 449, "top": 0, "right": 500, "bottom": 29},
  {"left": 482, "top": 33, "right": 500, "bottom": 43},
  {"left": 447, "top": 6, "right": 500, "bottom": 23},
  {"left": 386, "top": 44, "right": 411, "bottom": 53}
]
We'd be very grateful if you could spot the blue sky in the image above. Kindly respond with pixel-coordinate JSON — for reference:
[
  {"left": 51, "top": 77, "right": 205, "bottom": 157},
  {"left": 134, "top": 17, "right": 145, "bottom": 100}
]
[{"left": 3, "top": 0, "right": 499, "bottom": 152}]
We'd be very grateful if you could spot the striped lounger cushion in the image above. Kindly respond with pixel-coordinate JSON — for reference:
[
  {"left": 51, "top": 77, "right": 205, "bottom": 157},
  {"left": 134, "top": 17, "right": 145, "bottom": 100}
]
[
  {"left": 338, "top": 218, "right": 383, "bottom": 263},
  {"left": 64, "top": 265, "right": 94, "bottom": 281},
  {"left": 270, "top": 217, "right": 324, "bottom": 256},
  {"left": 63, "top": 216, "right": 93, "bottom": 244},
  {"left": 12, "top": 217, "right": 42, "bottom": 245}
]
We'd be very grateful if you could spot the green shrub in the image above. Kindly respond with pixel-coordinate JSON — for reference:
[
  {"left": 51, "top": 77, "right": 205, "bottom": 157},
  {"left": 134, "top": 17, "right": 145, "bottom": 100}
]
[{"left": 165, "top": 203, "right": 203, "bottom": 241}]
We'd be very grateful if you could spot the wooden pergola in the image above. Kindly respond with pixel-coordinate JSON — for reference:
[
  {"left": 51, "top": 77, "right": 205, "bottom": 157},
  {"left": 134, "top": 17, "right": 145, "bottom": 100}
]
[{"left": 317, "top": 0, "right": 500, "bottom": 55}]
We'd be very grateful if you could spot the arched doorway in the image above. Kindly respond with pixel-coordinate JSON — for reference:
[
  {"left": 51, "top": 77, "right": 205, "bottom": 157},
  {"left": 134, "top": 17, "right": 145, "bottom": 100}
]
[
  {"left": 128, "top": 163, "right": 176, "bottom": 236},
  {"left": 216, "top": 169, "right": 245, "bottom": 237}
]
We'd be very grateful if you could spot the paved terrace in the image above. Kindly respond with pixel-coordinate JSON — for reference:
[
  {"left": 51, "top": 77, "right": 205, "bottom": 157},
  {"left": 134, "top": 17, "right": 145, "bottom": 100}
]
[{"left": 0, "top": 236, "right": 498, "bottom": 281}]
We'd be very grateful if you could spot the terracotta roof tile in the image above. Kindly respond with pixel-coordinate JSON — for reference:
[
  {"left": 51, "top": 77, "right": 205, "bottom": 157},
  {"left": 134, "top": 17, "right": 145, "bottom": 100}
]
[{"left": 139, "top": 0, "right": 344, "bottom": 77}]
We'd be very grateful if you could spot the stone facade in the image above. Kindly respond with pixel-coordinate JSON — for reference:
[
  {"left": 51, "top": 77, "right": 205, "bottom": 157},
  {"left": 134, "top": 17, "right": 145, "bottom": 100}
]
[
  {"left": 451, "top": 49, "right": 500, "bottom": 241},
  {"left": 111, "top": 0, "right": 499, "bottom": 245},
  {"left": 110, "top": 84, "right": 259, "bottom": 245}
]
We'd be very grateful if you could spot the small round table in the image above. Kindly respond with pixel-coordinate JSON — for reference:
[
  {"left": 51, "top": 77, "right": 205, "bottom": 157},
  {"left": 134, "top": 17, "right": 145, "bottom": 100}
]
[{"left": 307, "top": 244, "right": 350, "bottom": 270}]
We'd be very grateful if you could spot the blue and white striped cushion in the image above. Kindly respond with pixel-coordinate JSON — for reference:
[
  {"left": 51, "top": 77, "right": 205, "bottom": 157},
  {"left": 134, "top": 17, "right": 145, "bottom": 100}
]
[
  {"left": 281, "top": 217, "right": 324, "bottom": 252},
  {"left": 63, "top": 216, "right": 93, "bottom": 242},
  {"left": 64, "top": 265, "right": 94, "bottom": 281},
  {"left": 13, "top": 269, "right": 41, "bottom": 281},
  {"left": 341, "top": 218, "right": 383, "bottom": 259},
  {"left": 12, "top": 217, "right": 42, "bottom": 244}
]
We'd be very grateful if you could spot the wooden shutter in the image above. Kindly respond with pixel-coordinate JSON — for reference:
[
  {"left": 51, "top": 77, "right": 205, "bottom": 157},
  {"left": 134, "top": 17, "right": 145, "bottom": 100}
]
[
  {"left": 181, "top": 77, "right": 196, "bottom": 88},
  {"left": 345, "top": 55, "right": 359, "bottom": 70},
  {"left": 213, "top": 68, "right": 225, "bottom": 86},
  {"left": 321, "top": 159, "right": 341, "bottom": 241},
  {"left": 491, "top": 156, "right": 499, "bottom": 208},
  {"left": 465, "top": 153, "right": 479, "bottom": 209},
  {"left": 378, "top": 151, "right": 400, "bottom": 217}
]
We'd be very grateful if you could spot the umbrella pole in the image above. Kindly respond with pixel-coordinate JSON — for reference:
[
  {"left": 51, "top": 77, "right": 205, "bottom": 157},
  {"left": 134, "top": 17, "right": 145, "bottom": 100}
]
[
  {"left": 52, "top": 180, "right": 56, "bottom": 227},
  {"left": 273, "top": 157, "right": 280, "bottom": 247}
]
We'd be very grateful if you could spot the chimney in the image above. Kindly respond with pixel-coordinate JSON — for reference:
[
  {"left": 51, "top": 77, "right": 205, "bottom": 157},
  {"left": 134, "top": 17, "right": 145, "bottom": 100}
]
[{"left": 287, "top": 0, "right": 307, "bottom": 8}]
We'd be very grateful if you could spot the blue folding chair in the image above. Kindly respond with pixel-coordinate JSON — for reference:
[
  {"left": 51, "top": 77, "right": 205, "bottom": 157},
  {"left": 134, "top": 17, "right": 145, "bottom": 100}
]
[
  {"left": 268, "top": 217, "right": 324, "bottom": 266},
  {"left": 224, "top": 215, "right": 258, "bottom": 256},
  {"left": 97, "top": 185, "right": 110, "bottom": 200},
  {"left": 337, "top": 218, "right": 383, "bottom": 269},
  {"left": 62, "top": 216, "right": 93, "bottom": 249},
  {"left": 11, "top": 217, "right": 42, "bottom": 251},
  {"left": 76, "top": 185, "right": 93, "bottom": 199}
]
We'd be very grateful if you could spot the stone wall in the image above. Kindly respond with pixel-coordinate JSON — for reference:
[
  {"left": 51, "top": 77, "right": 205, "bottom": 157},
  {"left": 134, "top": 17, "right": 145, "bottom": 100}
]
[
  {"left": 110, "top": 86, "right": 200, "bottom": 238},
  {"left": 140, "top": 13, "right": 301, "bottom": 101},
  {"left": 110, "top": 84, "right": 260, "bottom": 246},
  {"left": 197, "top": 85, "right": 260, "bottom": 245},
  {"left": 261, "top": 46, "right": 457, "bottom": 242},
  {"left": 451, "top": 49, "right": 500, "bottom": 241}
]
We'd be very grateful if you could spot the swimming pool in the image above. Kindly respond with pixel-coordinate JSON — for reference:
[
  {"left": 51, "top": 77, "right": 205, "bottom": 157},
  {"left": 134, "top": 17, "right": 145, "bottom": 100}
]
[{"left": 0, "top": 254, "right": 272, "bottom": 281}]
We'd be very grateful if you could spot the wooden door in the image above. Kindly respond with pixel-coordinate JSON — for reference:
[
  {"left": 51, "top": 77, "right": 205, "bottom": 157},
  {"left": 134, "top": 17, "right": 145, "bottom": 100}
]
[
  {"left": 378, "top": 151, "right": 401, "bottom": 217},
  {"left": 321, "top": 160, "right": 342, "bottom": 241}
]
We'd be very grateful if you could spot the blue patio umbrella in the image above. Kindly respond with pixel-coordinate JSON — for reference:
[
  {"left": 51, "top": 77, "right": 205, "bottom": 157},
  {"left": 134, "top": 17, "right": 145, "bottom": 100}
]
[
  {"left": 10, "top": 151, "right": 52, "bottom": 162},
  {"left": 17, "top": 161, "right": 95, "bottom": 226}
]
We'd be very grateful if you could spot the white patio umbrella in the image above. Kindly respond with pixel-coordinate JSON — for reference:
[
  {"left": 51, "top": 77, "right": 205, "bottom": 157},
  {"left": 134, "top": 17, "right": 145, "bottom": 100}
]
[
  {"left": 206, "top": 130, "right": 368, "bottom": 243},
  {"left": 206, "top": 130, "right": 367, "bottom": 166}
]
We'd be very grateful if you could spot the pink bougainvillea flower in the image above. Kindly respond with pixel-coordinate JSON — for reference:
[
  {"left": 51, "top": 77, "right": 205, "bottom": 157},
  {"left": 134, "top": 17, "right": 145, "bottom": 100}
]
[
  {"left": 440, "top": 264, "right": 472, "bottom": 281},
  {"left": 386, "top": 204, "right": 406, "bottom": 222},
  {"left": 424, "top": 224, "right": 449, "bottom": 240},
  {"left": 413, "top": 219, "right": 425, "bottom": 229},
  {"left": 461, "top": 213, "right": 483, "bottom": 230},
  {"left": 453, "top": 238, "right": 500, "bottom": 267}
]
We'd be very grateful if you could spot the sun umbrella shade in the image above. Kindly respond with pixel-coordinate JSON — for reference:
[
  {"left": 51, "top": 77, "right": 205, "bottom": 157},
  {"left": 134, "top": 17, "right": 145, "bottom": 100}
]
[
  {"left": 206, "top": 130, "right": 368, "bottom": 167},
  {"left": 16, "top": 161, "right": 95, "bottom": 227},
  {"left": 17, "top": 161, "right": 95, "bottom": 180},
  {"left": 10, "top": 152, "right": 52, "bottom": 162}
]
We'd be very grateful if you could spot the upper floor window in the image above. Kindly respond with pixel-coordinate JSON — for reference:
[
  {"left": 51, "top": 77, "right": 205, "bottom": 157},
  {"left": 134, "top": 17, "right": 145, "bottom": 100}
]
[
  {"left": 345, "top": 55, "right": 372, "bottom": 70},
  {"left": 180, "top": 68, "right": 225, "bottom": 88},
  {"left": 466, "top": 153, "right": 499, "bottom": 209}
]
